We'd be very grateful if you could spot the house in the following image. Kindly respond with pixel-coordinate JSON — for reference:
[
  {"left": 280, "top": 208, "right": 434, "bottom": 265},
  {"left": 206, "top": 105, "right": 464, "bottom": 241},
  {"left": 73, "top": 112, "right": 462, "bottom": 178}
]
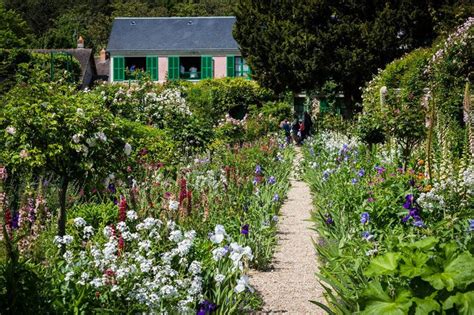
[
  {"left": 106, "top": 16, "right": 250, "bottom": 82},
  {"left": 33, "top": 37, "right": 98, "bottom": 89}
]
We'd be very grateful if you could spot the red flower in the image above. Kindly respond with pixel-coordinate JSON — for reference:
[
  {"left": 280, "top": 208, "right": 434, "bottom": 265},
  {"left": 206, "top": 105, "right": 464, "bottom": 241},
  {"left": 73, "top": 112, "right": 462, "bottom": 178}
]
[{"left": 118, "top": 197, "right": 127, "bottom": 222}]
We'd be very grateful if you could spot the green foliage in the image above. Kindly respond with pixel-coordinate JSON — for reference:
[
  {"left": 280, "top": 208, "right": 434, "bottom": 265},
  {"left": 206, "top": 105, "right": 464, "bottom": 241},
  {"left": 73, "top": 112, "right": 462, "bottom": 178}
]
[
  {"left": 234, "top": 0, "right": 470, "bottom": 106},
  {"left": 0, "top": 4, "right": 33, "bottom": 49},
  {"left": 0, "top": 49, "right": 81, "bottom": 95}
]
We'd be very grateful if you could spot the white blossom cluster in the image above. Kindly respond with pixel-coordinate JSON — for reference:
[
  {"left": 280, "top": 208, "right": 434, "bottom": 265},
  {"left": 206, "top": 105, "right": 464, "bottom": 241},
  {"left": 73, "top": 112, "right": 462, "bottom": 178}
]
[{"left": 59, "top": 217, "right": 254, "bottom": 312}]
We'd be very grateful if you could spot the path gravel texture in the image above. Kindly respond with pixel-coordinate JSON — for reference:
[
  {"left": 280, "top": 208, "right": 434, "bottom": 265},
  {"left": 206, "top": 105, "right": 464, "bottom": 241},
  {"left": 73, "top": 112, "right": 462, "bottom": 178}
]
[{"left": 250, "top": 148, "right": 324, "bottom": 314}]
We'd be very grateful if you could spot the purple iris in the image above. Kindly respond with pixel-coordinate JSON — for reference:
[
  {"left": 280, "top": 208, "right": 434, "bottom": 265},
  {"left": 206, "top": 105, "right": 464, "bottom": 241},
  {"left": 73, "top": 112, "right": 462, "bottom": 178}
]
[
  {"left": 402, "top": 194, "right": 423, "bottom": 224},
  {"left": 409, "top": 179, "right": 415, "bottom": 187},
  {"left": 351, "top": 178, "right": 358, "bottom": 184},
  {"left": 11, "top": 212, "right": 19, "bottom": 229},
  {"left": 468, "top": 219, "right": 474, "bottom": 232},
  {"left": 374, "top": 166, "right": 385, "bottom": 174},
  {"left": 272, "top": 194, "right": 279, "bottom": 202},
  {"left": 267, "top": 176, "right": 276, "bottom": 185},
  {"left": 255, "top": 165, "right": 262, "bottom": 175},
  {"left": 108, "top": 183, "right": 116, "bottom": 194},
  {"left": 241, "top": 224, "right": 249, "bottom": 236},
  {"left": 325, "top": 215, "right": 334, "bottom": 225},
  {"left": 358, "top": 169, "right": 365, "bottom": 177},
  {"left": 360, "top": 212, "right": 370, "bottom": 224},
  {"left": 403, "top": 194, "right": 414, "bottom": 209},
  {"left": 197, "top": 300, "right": 217, "bottom": 315}
]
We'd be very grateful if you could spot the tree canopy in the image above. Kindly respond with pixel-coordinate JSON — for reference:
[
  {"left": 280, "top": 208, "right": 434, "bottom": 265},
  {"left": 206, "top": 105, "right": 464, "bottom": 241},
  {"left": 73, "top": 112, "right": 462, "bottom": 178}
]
[{"left": 234, "top": 0, "right": 473, "bottom": 110}]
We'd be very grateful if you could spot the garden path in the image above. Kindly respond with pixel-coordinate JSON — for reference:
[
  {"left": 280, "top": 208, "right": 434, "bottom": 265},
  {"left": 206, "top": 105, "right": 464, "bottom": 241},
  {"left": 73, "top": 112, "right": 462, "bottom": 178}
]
[{"left": 250, "top": 147, "right": 324, "bottom": 314}]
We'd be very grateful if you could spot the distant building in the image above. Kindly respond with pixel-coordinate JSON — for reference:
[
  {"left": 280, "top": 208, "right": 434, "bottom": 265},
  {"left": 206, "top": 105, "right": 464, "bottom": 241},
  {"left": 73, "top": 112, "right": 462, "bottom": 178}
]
[
  {"left": 33, "top": 36, "right": 98, "bottom": 89},
  {"left": 106, "top": 16, "right": 251, "bottom": 82}
]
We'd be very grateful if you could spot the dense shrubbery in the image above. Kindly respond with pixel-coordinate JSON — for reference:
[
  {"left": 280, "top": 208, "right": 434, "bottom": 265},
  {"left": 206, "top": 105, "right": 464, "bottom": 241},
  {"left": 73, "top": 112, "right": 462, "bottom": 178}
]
[{"left": 0, "top": 49, "right": 81, "bottom": 95}]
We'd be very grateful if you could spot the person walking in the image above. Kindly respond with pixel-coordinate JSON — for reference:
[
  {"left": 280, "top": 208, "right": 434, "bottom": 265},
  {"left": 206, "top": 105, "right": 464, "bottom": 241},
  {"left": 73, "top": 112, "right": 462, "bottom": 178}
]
[{"left": 280, "top": 119, "right": 291, "bottom": 143}]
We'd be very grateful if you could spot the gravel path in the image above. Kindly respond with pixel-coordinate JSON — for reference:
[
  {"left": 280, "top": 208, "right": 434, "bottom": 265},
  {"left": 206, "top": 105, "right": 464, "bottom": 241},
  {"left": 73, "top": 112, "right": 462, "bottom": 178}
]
[{"left": 250, "top": 148, "right": 324, "bottom": 314}]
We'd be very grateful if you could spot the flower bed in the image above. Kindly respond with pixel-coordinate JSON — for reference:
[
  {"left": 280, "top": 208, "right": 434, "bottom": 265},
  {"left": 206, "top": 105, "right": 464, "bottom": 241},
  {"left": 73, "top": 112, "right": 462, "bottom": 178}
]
[
  {"left": 303, "top": 132, "right": 473, "bottom": 314},
  {"left": 0, "top": 136, "right": 293, "bottom": 313}
]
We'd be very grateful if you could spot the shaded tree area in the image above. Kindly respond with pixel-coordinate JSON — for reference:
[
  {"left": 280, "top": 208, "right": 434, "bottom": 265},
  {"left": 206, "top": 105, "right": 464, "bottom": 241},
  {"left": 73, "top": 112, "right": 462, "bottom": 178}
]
[
  {"left": 234, "top": 0, "right": 473, "bottom": 113},
  {"left": 2, "top": 0, "right": 236, "bottom": 50}
]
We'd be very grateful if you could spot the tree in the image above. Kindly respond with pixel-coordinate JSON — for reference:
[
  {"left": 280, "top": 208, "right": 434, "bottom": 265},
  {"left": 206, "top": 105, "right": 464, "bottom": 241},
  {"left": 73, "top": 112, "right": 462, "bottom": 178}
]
[
  {"left": 0, "top": 4, "right": 33, "bottom": 48},
  {"left": 0, "top": 73, "right": 126, "bottom": 239},
  {"left": 234, "top": 0, "right": 473, "bottom": 112}
]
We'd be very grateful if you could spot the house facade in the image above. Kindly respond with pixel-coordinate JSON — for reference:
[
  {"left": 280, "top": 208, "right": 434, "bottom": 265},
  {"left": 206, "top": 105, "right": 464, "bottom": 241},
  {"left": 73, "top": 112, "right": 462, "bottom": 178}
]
[{"left": 106, "top": 16, "right": 250, "bottom": 82}]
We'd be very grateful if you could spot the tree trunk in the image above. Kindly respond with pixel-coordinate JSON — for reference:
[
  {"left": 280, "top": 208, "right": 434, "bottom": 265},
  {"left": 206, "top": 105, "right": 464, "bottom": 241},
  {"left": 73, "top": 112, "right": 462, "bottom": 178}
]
[{"left": 57, "top": 176, "right": 69, "bottom": 238}]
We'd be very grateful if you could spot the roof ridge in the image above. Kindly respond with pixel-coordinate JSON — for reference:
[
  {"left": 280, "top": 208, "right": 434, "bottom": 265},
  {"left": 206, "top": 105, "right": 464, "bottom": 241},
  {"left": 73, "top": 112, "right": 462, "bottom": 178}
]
[{"left": 114, "top": 16, "right": 235, "bottom": 20}]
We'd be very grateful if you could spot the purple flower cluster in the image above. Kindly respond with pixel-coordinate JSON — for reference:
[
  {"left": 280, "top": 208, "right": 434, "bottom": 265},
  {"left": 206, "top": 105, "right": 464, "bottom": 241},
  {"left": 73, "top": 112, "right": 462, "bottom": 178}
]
[
  {"left": 241, "top": 224, "right": 249, "bottom": 236},
  {"left": 360, "top": 212, "right": 370, "bottom": 225},
  {"left": 402, "top": 194, "right": 424, "bottom": 227},
  {"left": 255, "top": 165, "right": 262, "bottom": 175},
  {"left": 197, "top": 300, "right": 217, "bottom": 315},
  {"left": 267, "top": 176, "right": 276, "bottom": 185},
  {"left": 374, "top": 165, "right": 385, "bottom": 175}
]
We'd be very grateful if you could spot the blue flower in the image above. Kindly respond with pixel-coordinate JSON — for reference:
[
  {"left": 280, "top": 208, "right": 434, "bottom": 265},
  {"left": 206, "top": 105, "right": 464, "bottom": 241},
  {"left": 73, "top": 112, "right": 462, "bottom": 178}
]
[
  {"left": 358, "top": 169, "right": 365, "bottom": 177},
  {"left": 351, "top": 178, "right": 358, "bottom": 184},
  {"left": 272, "top": 215, "right": 279, "bottom": 222},
  {"left": 197, "top": 300, "right": 217, "bottom": 315},
  {"left": 360, "top": 212, "right": 370, "bottom": 224},
  {"left": 325, "top": 214, "right": 334, "bottom": 225},
  {"left": 468, "top": 219, "right": 474, "bottom": 232},
  {"left": 255, "top": 165, "right": 262, "bottom": 175},
  {"left": 267, "top": 176, "right": 276, "bottom": 185},
  {"left": 272, "top": 193, "right": 279, "bottom": 202}
]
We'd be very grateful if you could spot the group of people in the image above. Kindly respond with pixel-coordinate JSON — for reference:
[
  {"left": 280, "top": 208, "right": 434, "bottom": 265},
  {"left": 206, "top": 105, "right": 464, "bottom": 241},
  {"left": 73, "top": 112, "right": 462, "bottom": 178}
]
[{"left": 280, "top": 111, "right": 313, "bottom": 145}]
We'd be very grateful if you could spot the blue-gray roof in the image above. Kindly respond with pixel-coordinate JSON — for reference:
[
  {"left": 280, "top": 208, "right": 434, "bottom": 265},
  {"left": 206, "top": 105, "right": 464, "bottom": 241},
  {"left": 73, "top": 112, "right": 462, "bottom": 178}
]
[{"left": 107, "top": 16, "right": 239, "bottom": 53}]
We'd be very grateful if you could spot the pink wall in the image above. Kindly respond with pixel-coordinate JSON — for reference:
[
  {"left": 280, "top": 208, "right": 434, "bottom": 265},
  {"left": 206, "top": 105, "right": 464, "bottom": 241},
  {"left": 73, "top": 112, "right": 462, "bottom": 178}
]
[
  {"left": 159, "top": 57, "right": 168, "bottom": 82},
  {"left": 214, "top": 56, "right": 226, "bottom": 78}
]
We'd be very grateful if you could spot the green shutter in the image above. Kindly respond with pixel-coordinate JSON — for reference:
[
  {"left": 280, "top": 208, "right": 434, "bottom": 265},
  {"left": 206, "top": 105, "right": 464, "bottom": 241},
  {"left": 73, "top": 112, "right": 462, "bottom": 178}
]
[
  {"left": 226, "top": 55, "right": 235, "bottom": 77},
  {"left": 201, "top": 56, "right": 213, "bottom": 79},
  {"left": 113, "top": 56, "right": 124, "bottom": 81},
  {"left": 146, "top": 56, "right": 158, "bottom": 81},
  {"left": 168, "top": 56, "right": 179, "bottom": 80}
]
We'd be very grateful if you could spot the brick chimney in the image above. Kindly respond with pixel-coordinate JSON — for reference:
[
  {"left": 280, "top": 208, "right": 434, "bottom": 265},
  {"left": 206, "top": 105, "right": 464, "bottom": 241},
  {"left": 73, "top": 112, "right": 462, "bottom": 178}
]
[
  {"left": 77, "top": 35, "right": 84, "bottom": 49},
  {"left": 99, "top": 48, "right": 106, "bottom": 61}
]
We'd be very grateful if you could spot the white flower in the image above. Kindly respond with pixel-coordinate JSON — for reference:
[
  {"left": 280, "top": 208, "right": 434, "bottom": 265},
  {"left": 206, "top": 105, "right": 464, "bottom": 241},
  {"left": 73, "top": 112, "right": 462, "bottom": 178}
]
[
  {"left": 126, "top": 210, "right": 138, "bottom": 220},
  {"left": 138, "top": 240, "right": 151, "bottom": 252},
  {"left": 90, "top": 278, "right": 103, "bottom": 288},
  {"left": 73, "top": 217, "right": 87, "bottom": 227},
  {"left": 65, "top": 271, "right": 74, "bottom": 282},
  {"left": 188, "top": 276, "right": 202, "bottom": 295},
  {"left": 83, "top": 225, "right": 94, "bottom": 239},
  {"left": 95, "top": 131, "right": 107, "bottom": 142},
  {"left": 184, "top": 230, "right": 196, "bottom": 241},
  {"left": 188, "top": 261, "right": 201, "bottom": 275},
  {"left": 6, "top": 126, "right": 16, "bottom": 135},
  {"left": 210, "top": 224, "right": 226, "bottom": 244},
  {"left": 124, "top": 143, "right": 132, "bottom": 156},
  {"left": 212, "top": 247, "right": 227, "bottom": 261},
  {"left": 234, "top": 275, "right": 253, "bottom": 293},
  {"left": 72, "top": 133, "right": 82, "bottom": 143},
  {"left": 169, "top": 230, "right": 183, "bottom": 243},
  {"left": 177, "top": 239, "right": 192, "bottom": 256},
  {"left": 160, "top": 285, "right": 178, "bottom": 298},
  {"left": 169, "top": 200, "right": 179, "bottom": 211},
  {"left": 103, "top": 226, "right": 114, "bottom": 238},
  {"left": 214, "top": 273, "right": 225, "bottom": 284},
  {"left": 63, "top": 250, "right": 73, "bottom": 263}
]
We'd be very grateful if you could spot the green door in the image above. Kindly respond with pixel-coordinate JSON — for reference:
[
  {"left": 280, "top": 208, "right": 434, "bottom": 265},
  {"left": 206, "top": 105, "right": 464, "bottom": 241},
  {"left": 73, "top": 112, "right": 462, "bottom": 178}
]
[
  {"left": 113, "top": 56, "right": 124, "bottom": 81},
  {"left": 168, "top": 56, "right": 179, "bottom": 80},
  {"left": 146, "top": 56, "right": 158, "bottom": 81},
  {"left": 201, "top": 56, "right": 213, "bottom": 79}
]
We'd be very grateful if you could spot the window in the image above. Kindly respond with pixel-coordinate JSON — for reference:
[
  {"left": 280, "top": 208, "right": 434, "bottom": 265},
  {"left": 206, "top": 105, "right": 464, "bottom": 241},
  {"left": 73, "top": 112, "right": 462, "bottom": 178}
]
[
  {"left": 235, "top": 57, "right": 250, "bottom": 78},
  {"left": 227, "top": 56, "right": 251, "bottom": 78},
  {"left": 168, "top": 56, "right": 213, "bottom": 80},
  {"left": 124, "top": 57, "right": 146, "bottom": 80}
]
